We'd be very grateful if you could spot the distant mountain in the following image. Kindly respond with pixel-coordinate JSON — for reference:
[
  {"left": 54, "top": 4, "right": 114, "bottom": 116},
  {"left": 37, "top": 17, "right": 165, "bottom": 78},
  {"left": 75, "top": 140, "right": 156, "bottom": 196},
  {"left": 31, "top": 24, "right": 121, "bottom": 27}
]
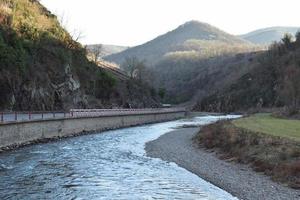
[
  {"left": 86, "top": 44, "right": 129, "bottom": 57},
  {"left": 239, "top": 27, "right": 300, "bottom": 45},
  {"left": 105, "top": 21, "right": 254, "bottom": 65}
]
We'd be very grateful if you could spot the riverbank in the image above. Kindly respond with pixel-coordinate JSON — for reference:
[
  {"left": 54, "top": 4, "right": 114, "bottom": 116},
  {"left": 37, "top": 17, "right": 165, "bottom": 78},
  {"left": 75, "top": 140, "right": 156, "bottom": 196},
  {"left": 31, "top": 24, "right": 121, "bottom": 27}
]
[
  {"left": 197, "top": 114, "right": 300, "bottom": 188},
  {"left": 0, "top": 109, "right": 186, "bottom": 153},
  {"left": 145, "top": 127, "right": 300, "bottom": 200}
]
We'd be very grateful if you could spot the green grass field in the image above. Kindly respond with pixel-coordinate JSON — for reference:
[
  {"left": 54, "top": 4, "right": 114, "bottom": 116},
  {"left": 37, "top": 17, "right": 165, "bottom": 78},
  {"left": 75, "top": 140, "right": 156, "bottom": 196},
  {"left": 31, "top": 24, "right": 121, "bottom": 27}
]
[{"left": 233, "top": 113, "right": 300, "bottom": 141}]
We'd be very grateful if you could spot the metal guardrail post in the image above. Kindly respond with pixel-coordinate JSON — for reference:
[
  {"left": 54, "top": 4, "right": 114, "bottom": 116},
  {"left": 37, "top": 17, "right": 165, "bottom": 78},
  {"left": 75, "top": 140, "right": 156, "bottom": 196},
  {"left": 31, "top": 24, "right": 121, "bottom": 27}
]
[
  {"left": 29, "top": 112, "right": 31, "bottom": 120},
  {"left": 42, "top": 112, "right": 44, "bottom": 120},
  {"left": 1, "top": 112, "right": 3, "bottom": 122},
  {"left": 15, "top": 112, "right": 17, "bottom": 121},
  {"left": 53, "top": 112, "right": 56, "bottom": 118}
]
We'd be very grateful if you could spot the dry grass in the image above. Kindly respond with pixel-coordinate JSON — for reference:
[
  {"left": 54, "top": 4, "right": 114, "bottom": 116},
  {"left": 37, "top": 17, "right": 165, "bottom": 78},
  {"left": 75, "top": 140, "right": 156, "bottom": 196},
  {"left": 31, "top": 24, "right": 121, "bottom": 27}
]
[
  {"left": 233, "top": 113, "right": 300, "bottom": 142},
  {"left": 12, "top": 0, "right": 55, "bottom": 30},
  {"left": 0, "top": 3, "right": 12, "bottom": 14},
  {"left": 195, "top": 120, "right": 300, "bottom": 188}
]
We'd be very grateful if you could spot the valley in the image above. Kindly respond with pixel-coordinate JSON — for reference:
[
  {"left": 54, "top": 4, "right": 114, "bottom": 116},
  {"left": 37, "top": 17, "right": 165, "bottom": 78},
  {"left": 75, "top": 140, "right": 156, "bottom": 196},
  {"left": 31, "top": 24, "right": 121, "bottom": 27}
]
[{"left": 0, "top": 0, "right": 299, "bottom": 199}]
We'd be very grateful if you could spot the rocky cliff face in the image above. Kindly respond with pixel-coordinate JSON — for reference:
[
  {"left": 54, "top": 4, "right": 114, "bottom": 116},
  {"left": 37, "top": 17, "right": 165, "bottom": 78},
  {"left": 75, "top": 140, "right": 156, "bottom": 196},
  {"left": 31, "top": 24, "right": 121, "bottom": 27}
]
[{"left": 0, "top": 54, "right": 89, "bottom": 111}]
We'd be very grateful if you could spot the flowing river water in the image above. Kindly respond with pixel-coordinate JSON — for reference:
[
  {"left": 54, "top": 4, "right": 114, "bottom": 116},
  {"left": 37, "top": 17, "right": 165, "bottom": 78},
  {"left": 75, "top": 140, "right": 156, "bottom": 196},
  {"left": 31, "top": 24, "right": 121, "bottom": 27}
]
[{"left": 0, "top": 115, "right": 240, "bottom": 200}]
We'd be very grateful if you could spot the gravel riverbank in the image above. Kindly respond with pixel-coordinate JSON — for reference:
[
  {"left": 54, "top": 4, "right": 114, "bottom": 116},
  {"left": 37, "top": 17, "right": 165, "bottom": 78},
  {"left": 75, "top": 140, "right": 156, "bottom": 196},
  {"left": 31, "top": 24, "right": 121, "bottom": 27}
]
[{"left": 145, "top": 127, "right": 300, "bottom": 200}]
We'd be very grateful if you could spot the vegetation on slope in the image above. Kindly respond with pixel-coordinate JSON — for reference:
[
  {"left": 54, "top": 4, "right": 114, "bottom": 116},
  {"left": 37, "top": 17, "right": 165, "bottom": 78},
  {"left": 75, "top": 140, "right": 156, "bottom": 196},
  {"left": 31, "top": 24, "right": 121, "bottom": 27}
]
[
  {"left": 164, "top": 39, "right": 259, "bottom": 60},
  {"left": 196, "top": 33, "right": 300, "bottom": 113},
  {"left": 153, "top": 51, "right": 260, "bottom": 104},
  {"left": 0, "top": 0, "right": 159, "bottom": 111},
  {"left": 194, "top": 115, "right": 300, "bottom": 188},
  {"left": 105, "top": 21, "right": 262, "bottom": 105},
  {"left": 105, "top": 21, "right": 257, "bottom": 65}
]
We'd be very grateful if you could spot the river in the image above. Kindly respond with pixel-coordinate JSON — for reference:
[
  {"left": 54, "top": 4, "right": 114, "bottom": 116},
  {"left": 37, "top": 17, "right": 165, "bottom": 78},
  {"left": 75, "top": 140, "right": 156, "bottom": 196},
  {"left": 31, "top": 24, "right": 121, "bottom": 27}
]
[{"left": 0, "top": 115, "right": 240, "bottom": 200}]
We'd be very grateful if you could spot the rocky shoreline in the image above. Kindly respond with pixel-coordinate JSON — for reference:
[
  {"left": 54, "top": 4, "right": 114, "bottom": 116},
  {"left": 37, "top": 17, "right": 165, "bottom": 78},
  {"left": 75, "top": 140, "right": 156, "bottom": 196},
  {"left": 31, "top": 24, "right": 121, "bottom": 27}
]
[{"left": 145, "top": 127, "right": 300, "bottom": 200}]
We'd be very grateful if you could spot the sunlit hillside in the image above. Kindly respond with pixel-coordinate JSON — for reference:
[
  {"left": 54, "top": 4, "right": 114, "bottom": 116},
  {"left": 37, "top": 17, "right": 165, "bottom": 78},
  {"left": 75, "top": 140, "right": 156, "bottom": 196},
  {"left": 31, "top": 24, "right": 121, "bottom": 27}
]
[{"left": 105, "top": 21, "right": 259, "bottom": 65}]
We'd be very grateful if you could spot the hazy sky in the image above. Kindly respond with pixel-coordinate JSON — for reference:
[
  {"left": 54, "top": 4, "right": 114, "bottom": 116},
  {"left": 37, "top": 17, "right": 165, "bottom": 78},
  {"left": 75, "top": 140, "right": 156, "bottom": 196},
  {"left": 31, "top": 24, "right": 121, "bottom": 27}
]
[{"left": 40, "top": 0, "right": 300, "bottom": 46}]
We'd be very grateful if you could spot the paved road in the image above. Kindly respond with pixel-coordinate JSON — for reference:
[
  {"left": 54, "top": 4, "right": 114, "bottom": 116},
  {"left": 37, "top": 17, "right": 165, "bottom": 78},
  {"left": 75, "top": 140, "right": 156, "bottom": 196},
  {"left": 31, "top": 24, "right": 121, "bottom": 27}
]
[{"left": 0, "top": 108, "right": 185, "bottom": 123}]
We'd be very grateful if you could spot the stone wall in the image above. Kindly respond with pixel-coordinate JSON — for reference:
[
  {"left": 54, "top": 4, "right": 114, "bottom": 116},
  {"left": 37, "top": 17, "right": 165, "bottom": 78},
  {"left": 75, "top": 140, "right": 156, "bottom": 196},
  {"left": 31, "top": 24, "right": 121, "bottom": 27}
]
[{"left": 0, "top": 111, "right": 186, "bottom": 150}]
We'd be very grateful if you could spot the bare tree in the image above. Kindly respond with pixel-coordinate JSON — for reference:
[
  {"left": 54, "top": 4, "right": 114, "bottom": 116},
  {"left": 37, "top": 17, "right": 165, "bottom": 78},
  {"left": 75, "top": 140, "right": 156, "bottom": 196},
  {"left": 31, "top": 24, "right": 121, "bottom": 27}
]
[
  {"left": 71, "top": 29, "right": 85, "bottom": 42},
  {"left": 280, "top": 64, "right": 300, "bottom": 113},
  {"left": 90, "top": 44, "right": 103, "bottom": 63},
  {"left": 281, "top": 33, "right": 293, "bottom": 50},
  {"left": 58, "top": 11, "right": 69, "bottom": 30},
  {"left": 295, "top": 31, "right": 300, "bottom": 46},
  {"left": 122, "top": 57, "right": 140, "bottom": 78}
]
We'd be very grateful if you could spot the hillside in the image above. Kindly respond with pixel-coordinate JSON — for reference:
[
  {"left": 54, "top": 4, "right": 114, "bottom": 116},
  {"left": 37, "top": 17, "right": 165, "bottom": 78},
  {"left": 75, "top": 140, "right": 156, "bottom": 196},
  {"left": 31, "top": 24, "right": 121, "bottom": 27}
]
[
  {"left": 153, "top": 51, "right": 261, "bottom": 105},
  {"left": 240, "top": 27, "right": 300, "bottom": 45},
  {"left": 105, "top": 21, "right": 256, "bottom": 65},
  {"left": 0, "top": 0, "right": 159, "bottom": 111},
  {"left": 195, "top": 33, "right": 300, "bottom": 113},
  {"left": 86, "top": 44, "right": 129, "bottom": 58}
]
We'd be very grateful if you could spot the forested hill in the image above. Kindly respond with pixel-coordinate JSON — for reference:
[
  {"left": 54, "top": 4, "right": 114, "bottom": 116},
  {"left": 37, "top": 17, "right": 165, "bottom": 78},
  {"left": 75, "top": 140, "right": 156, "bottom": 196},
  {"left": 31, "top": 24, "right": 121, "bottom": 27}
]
[
  {"left": 0, "top": 0, "right": 159, "bottom": 111},
  {"left": 105, "top": 20, "right": 255, "bottom": 65},
  {"left": 195, "top": 33, "right": 300, "bottom": 113}
]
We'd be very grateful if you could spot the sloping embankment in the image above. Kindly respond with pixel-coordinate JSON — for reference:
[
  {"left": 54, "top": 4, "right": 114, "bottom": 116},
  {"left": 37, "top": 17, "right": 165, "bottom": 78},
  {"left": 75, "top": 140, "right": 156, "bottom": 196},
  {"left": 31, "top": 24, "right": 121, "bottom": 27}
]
[
  {"left": 194, "top": 117, "right": 300, "bottom": 189},
  {"left": 0, "top": 110, "right": 185, "bottom": 152}
]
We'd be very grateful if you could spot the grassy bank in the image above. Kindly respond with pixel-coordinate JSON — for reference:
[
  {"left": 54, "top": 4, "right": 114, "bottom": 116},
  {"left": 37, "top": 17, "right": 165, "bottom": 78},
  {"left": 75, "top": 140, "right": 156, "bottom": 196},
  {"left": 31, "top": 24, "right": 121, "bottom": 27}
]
[
  {"left": 233, "top": 113, "right": 300, "bottom": 142},
  {"left": 194, "top": 114, "right": 300, "bottom": 189}
]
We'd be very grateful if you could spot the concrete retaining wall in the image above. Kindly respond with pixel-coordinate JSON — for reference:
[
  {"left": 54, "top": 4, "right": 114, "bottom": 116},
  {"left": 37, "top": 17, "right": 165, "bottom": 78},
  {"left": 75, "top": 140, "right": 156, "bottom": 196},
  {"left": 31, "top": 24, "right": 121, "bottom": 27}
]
[{"left": 0, "top": 111, "right": 186, "bottom": 150}]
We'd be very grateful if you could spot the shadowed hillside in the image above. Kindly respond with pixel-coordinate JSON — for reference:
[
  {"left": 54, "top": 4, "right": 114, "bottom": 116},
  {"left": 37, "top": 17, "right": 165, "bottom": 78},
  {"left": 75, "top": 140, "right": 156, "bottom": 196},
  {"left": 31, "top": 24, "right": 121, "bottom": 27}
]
[
  {"left": 153, "top": 51, "right": 261, "bottom": 105},
  {"left": 196, "top": 33, "right": 300, "bottom": 113}
]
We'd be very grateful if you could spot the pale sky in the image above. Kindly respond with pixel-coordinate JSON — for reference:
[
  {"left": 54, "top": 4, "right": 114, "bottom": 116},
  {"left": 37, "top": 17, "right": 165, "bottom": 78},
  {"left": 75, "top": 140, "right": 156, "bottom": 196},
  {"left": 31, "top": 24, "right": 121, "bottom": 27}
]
[{"left": 40, "top": 0, "right": 300, "bottom": 46}]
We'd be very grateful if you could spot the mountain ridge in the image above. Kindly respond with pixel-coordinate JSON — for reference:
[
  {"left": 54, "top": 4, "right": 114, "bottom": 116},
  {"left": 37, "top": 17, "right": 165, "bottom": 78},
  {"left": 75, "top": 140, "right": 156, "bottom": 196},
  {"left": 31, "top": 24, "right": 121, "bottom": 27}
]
[
  {"left": 239, "top": 26, "right": 300, "bottom": 45},
  {"left": 86, "top": 44, "right": 129, "bottom": 58},
  {"left": 105, "top": 20, "right": 254, "bottom": 65}
]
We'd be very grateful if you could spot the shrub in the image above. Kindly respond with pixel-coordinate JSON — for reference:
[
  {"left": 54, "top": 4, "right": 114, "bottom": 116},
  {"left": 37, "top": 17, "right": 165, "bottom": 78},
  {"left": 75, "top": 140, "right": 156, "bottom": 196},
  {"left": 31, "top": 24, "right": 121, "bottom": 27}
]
[
  {"left": 94, "top": 70, "right": 117, "bottom": 99},
  {"left": 195, "top": 121, "right": 300, "bottom": 188}
]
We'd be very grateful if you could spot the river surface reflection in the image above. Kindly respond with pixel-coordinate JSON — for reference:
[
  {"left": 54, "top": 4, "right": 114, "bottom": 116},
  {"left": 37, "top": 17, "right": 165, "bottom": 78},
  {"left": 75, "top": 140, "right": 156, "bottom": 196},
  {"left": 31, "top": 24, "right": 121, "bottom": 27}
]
[{"left": 0, "top": 115, "right": 240, "bottom": 200}]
